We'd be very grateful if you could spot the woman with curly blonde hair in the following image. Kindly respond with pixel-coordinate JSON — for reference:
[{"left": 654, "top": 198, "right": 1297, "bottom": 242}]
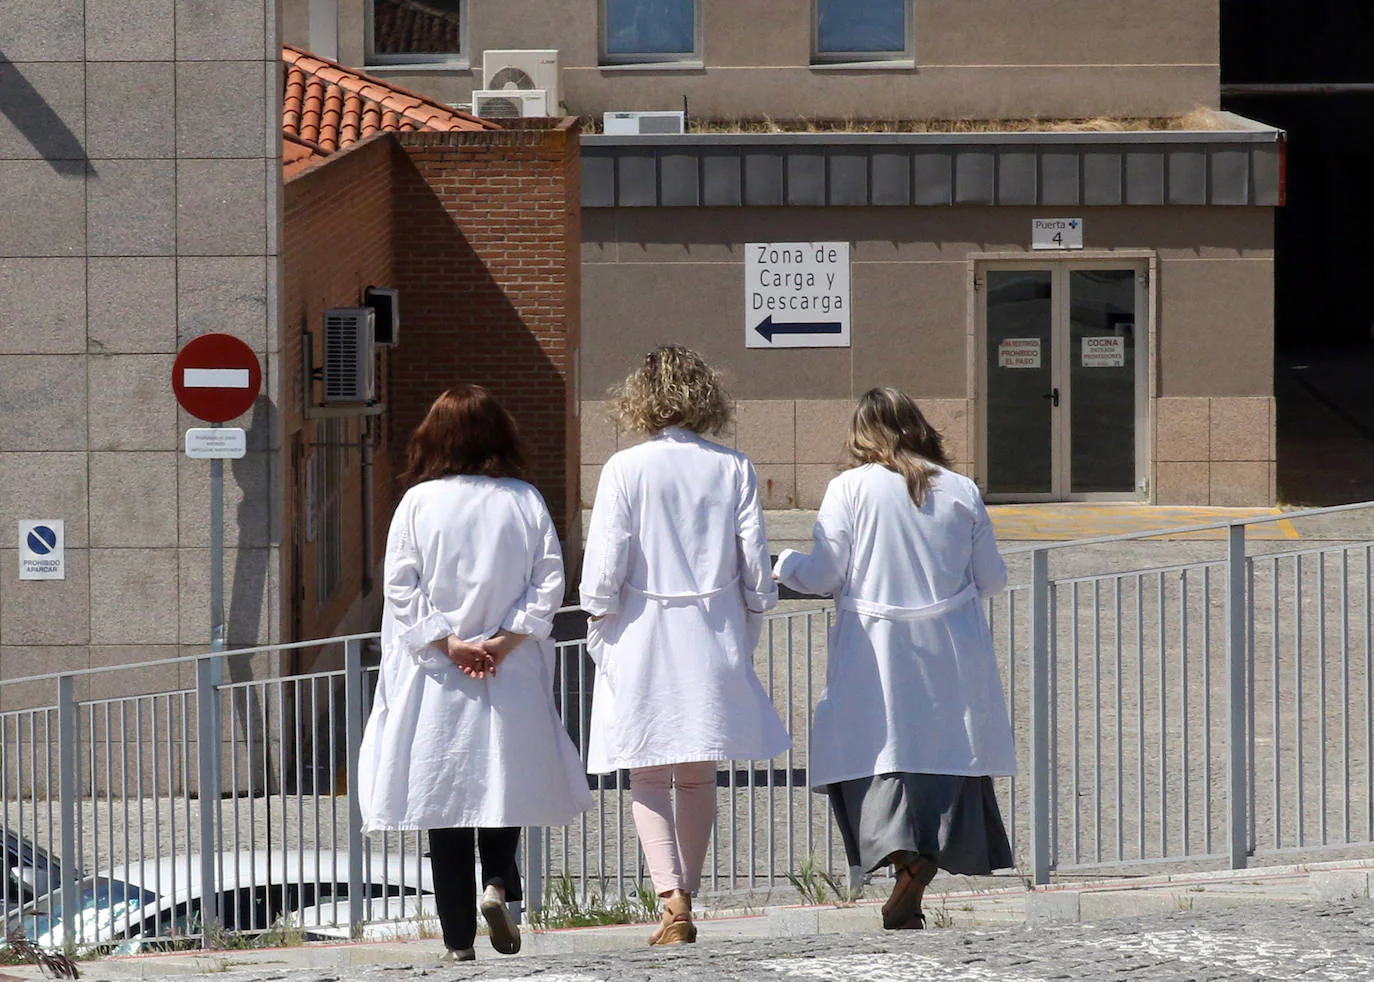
[{"left": 581, "top": 345, "right": 790, "bottom": 946}]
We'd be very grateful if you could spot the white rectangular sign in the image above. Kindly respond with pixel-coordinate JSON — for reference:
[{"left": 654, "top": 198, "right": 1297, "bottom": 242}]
[
  {"left": 998, "top": 337, "right": 1042, "bottom": 369},
  {"left": 18, "top": 520, "right": 64, "bottom": 581},
  {"left": 183, "top": 368, "right": 251, "bottom": 388},
  {"left": 1032, "top": 218, "right": 1084, "bottom": 251},
  {"left": 745, "top": 242, "right": 851, "bottom": 348},
  {"left": 185, "top": 427, "right": 247, "bottom": 459},
  {"left": 1081, "top": 335, "right": 1126, "bottom": 368}
]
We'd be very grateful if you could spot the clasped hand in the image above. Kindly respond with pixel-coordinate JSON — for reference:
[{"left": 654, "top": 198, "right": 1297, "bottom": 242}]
[{"left": 437, "top": 630, "right": 527, "bottom": 679}]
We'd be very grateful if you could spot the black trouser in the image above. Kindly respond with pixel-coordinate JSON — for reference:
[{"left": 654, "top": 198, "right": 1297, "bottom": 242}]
[{"left": 427, "top": 826, "right": 523, "bottom": 951}]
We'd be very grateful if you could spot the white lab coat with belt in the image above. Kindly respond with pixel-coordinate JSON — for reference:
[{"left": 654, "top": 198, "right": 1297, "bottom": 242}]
[
  {"left": 774, "top": 463, "right": 1016, "bottom": 789},
  {"left": 580, "top": 427, "right": 792, "bottom": 774},
  {"left": 357, "top": 475, "right": 594, "bottom": 832}
]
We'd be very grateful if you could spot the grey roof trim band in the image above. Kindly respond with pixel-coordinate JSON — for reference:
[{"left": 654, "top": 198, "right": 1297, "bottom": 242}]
[
  {"left": 583, "top": 131, "right": 1284, "bottom": 209},
  {"left": 583, "top": 128, "right": 1282, "bottom": 150}
]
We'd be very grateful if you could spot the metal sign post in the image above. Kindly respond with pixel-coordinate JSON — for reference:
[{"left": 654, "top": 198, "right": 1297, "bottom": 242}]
[
  {"left": 210, "top": 422, "right": 226, "bottom": 662},
  {"left": 172, "top": 334, "right": 261, "bottom": 944}
]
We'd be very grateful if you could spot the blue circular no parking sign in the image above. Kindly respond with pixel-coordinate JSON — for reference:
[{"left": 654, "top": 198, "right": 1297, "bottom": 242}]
[{"left": 26, "top": 526, "right": 57, "bottom": 555}]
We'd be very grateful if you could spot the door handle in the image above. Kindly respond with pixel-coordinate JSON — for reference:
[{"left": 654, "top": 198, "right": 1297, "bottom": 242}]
[{"left": 1043, "top": 387, "right": 1060, "bottom": 407}]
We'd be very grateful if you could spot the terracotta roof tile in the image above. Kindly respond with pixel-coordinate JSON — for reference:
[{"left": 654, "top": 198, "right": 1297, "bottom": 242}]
[{"left": 281, "top": 42, "right": 498, "bottom": 175}]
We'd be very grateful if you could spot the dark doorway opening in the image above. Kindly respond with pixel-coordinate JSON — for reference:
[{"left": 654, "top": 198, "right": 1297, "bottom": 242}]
[{"left": 1221, "top": 2, "right": 1374, "bottom": 504}]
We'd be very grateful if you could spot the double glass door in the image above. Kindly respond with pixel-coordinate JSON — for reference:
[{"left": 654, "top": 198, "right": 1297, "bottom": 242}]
[{"left": 981, "top": 263, "right": 1147, "bottom": 500}]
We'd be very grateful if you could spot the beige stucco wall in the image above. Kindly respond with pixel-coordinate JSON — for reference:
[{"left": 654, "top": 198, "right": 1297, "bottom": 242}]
[
  {"left": 286, "top": 0, "right": 1219, "bottom": 120},
  {"left": 580, "top": 205, "right": 1274, "bottom": 507}
]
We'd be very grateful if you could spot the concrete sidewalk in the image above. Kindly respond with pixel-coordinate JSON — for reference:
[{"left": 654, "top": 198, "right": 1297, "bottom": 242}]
[{"left": 33, "top": 858, "right": 1374, "bottom": 980}]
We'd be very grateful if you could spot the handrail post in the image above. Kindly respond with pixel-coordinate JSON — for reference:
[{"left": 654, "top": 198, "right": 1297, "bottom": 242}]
[
  {"left": 345, "top": 639, "right": 365, "bottom": 937},
  {"left": 196, "top": 657, "right": 220, "bottom": 943},
  {"left": 57, "top": 674, "right": 79, "bottom": 947},
  {"left": 524, "top": 827, "right": 542, "bottom": 922},
  {"left": 1029, "top": 548, "right": 1052, "bottom": 885},
  {"left": 1225, "top": 522, "right": 1250, "bottom": 869}
]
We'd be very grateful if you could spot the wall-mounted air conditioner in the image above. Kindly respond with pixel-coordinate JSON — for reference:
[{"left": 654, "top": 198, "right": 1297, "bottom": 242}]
[
  {"left": 604, "top": 110, "right": 687, "bottom": 135},
  {"left": 482, "top": 49, "right": 560, "bottom": 111},
  {"left": 473, "top": 89, "right": 549, "bottom": 119},
  {"left": 364, "top": 286, "right": 400, "bottom": 346},
  {"left": 322, "top": 307, "right": 375, "bottom": 403}
]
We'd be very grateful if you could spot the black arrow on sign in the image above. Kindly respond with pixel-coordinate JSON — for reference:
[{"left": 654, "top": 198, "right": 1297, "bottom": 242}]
[{"left": 753, "top": 316, "right": 843, "bottom": 343}]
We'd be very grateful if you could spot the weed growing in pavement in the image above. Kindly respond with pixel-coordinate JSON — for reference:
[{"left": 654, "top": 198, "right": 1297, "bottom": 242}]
[
  {"left": 786, "top": 854, "right": 863, "bottom": 907},
  {"left": 413, "top": 907, "right": 441, "bottom": 940},
  {"left": 528, "top": 875, "right": 660, "bottom": 929},
  {"left": 1, "top": 931, "right": 81, "bottom": 978},
  {"left": 928, "top": 896, "right": 955, "bottom": 929}
]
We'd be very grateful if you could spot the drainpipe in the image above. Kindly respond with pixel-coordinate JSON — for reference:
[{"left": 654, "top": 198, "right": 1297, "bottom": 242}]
[{"left": 361, "top": 415, "right": 375, "bottom": 596}]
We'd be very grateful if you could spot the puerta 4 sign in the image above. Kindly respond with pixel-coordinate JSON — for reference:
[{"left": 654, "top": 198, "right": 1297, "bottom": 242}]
[
  {"left": 745, "top": 242, "right": 851, "bottom": 348},
  {"left": 172, "top": 333, "right": 262, "bottom": 423}
]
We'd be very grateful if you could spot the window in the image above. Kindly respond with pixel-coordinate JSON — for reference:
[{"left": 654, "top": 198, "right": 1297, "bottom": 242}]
[
  {"left": 601, "top": 0, "right": 699, "bottom": 64},
  {"left": 814, "top": 0, "right": 912, "bottom": 63},
  {"left": 367, "top": 0, "right": 466, "bottom": 66}
]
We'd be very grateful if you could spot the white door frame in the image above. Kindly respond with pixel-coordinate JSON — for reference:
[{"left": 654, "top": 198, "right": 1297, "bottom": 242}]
[{"left": 973, "top": 256, "right": 1152, "bottom": 503}]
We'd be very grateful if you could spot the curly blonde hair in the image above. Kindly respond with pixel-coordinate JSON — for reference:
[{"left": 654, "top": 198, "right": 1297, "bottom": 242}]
[{"left": 612, "top": 345, "right": 733, "bottom": 436}]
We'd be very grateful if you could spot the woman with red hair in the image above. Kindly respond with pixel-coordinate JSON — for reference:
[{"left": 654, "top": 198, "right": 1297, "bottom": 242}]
[{"left": 357, "top": 384, "right": 592, "bottom": 963}]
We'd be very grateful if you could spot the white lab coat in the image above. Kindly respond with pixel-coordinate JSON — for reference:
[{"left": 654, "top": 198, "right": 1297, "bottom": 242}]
[
  {"left": 357, "top": 475, "right": 593, "bottom": 831},
  {"left": 774, "top": 464, "right": 1016, "bottom": 789},
  {"left": 580, "top": 427, "right": 792, "bottom": 774}
]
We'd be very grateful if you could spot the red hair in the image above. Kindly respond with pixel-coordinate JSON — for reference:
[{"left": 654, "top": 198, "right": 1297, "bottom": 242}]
[{"left": 402, "top": 385, "right": 526, "bottom": 487}]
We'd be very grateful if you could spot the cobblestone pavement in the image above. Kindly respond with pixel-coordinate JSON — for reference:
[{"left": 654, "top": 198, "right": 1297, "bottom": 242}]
[{"left": 134, "top": 899, "right": 1374, "bottom": 981}]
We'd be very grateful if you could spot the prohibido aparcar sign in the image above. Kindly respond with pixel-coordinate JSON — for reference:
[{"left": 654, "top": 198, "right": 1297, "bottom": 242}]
[{"left": 745, "top": 242, "right": 851, "bottom": 348}]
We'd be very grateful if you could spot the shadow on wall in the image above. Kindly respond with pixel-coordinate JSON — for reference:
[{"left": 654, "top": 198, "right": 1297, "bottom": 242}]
[
  {"left": 0, "top": 56, "right": 92, "bottom": 176},
  {"left": 388, "top": 152, "right": 569, "bottom": 532},
  {"left": 224, "top": 396, "right": 278, "bottom": 794}
]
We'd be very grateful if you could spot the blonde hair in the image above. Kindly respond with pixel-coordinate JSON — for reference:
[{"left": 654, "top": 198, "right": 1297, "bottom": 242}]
[
  {"left": 613, "top": 345, "right": 733, "bottom": 436},
  {"left": 845, "top": 388, "right": 951, "bottom": 507}
]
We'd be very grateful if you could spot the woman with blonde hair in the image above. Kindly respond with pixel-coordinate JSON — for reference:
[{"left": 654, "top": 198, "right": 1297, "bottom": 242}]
[
  {"left": 773, "top": 387, "right": 1015, "bottom": 931},
  {"left": 357, "top": 384, "right": 593, "bottom": 962},
  {"left": 581, "top": 345, "right": 791, "bottom": 946}
]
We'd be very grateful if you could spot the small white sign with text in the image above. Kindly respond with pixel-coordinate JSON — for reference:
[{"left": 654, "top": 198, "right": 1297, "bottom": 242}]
[
  {"left": 1081, "top": 335, "right": 1126, "bottom": 368},
  {"left": 998, "top": 337, "right": 1043, "bottom": 369},
  {"left": 18, "top": 520, "right": 64, "bottom": 581},
  {"left": 1032, "top": 218, "right": 1084, "bottom": 250},
  {"left": 185, "top": 427, "right": 247, "bottom": 459}
]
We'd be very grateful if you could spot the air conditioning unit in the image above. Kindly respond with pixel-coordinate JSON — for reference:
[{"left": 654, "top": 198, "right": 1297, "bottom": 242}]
[
  {"left": 364, "top": 286, "right": 400, "bottom": 346},
  {"left": 482, "top": 49, "right": 559, "bottom": 111},
  {"left": 603, "top": 110, "right": 687, "bottom": 135},
  {"left": 322, "top": 307, "right": 375, "bottom": 403},
  {"left": 473, "top": 89, "right": 548, "bottom": 119}
]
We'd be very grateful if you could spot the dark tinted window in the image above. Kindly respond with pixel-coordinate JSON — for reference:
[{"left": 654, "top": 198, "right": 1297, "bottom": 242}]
[
  {"left": 605, "top": 0, "right": 696, "bottom": 55},
  {"left": 816, "top": 0, "right": 906, "bottom": 54},
  {"left": 372, "top": 0, "right": 463, "bottom": 58}
]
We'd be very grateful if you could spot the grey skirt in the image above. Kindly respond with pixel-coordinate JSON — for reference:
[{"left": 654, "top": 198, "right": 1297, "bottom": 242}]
[{"left": 826, "top": 772, "right": 1014, "bottom": 875}]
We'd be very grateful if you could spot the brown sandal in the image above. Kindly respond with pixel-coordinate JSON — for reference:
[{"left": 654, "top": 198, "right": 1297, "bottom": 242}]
[
  {"left": 882, "top": 855, "right": 937, "bottom": 931},
  {"left": 648, "top": 892, "right": 697, "bottom": 946}
]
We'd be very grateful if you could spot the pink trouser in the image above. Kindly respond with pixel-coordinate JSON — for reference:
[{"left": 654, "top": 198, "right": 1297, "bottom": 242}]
[{"left": 630, "top": 761, "right": 717, "bottom": 896}]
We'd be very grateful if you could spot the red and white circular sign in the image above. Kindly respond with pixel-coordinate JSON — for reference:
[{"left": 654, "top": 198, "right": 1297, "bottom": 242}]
[{"left": 172, "top": 334, "right": 262, "bottom": 423}]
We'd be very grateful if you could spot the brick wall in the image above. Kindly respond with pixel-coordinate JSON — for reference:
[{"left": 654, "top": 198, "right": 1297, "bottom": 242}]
[
  {"left": 391, "top": 121, "right": 582, "bottom": 545},
  {"left": 281, "top": 134, "right": 397, "bottom": 649},
  {"left": 277, "top": 122, "right": 583, "bottom": 648}
]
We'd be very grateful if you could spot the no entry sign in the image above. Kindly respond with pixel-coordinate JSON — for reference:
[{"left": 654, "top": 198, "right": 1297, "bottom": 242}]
[{"left": 173, "top": 333, "right": 262, "bottom": 423}]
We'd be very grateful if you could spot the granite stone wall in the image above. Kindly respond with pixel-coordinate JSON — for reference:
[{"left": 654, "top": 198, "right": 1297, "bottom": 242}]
[{"left": 0, "top": 0, "right": 284, "bottom": 707}]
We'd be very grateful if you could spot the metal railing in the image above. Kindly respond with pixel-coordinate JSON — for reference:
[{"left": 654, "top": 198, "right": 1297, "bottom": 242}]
[{"left": 3, "top": 499, "right": 1374, "bottom": 946}]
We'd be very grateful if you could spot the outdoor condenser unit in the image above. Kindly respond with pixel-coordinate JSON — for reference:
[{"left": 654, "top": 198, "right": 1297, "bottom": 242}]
[
  {"left": 482, "top": 49, "right": 560, "bottom": 110},
  {"left": 472, "top": 89, "right": 549, "bottom": 118},
  {"left": 603, "top": 111, "right": 687, "bottom": 135},
  {"left": 322, "top": 307, "right": 375, "bottom": 403}
]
